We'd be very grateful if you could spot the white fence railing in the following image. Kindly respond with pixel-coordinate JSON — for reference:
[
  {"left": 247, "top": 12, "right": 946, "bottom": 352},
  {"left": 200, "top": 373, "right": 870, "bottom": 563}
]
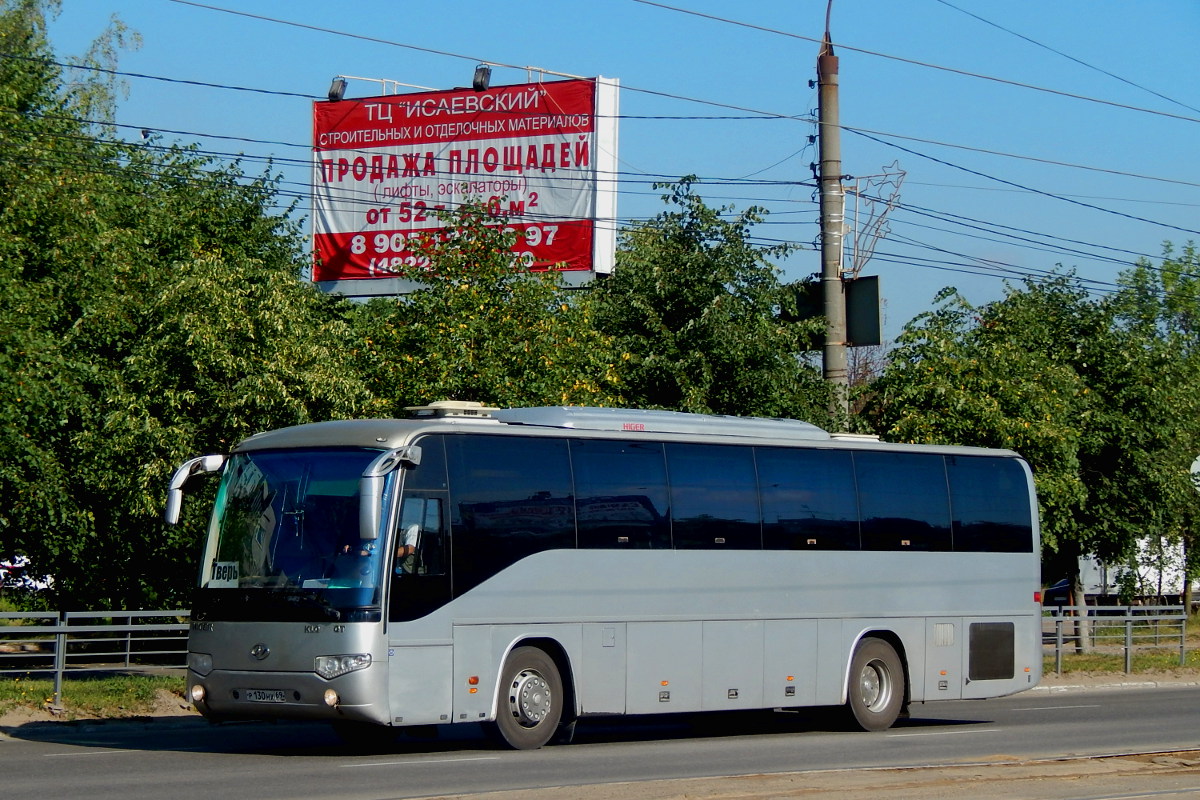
[
  {"left": 0, "top": 610, "right": 191, "bottom": 708},
  {"left": 1042, "top": 604, "right": 1188, "bottom": 675}
]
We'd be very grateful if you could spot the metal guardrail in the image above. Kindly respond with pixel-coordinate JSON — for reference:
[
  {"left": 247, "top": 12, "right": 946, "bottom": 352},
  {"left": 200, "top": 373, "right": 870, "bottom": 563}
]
[
  {"left": 1042, "top": 604, "right": 1188, "bottom": 675},
  {"left": 1, "top": 606, "right": 1190, "bottom": 706},
  {"left": 0, "top": 610, "right": 191, "bottom": 707}
]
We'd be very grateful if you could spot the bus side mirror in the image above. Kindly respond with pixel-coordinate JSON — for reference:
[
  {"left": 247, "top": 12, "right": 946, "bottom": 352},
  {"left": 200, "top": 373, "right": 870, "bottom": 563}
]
[
  {"left": 359, "top": 446, "right": 421, "bottom": 541},
  {"left": 165, "top": 454, "right": 225, "bottom": 524}
]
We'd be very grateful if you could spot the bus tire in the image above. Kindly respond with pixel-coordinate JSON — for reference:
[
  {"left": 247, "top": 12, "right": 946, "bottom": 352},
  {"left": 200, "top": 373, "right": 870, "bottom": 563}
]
[
  {"left": 846, "top": 637, "right": 904, "bottom": 731},
  {"left": 488, "top": 646, "right": 563, "bottom": 750}
]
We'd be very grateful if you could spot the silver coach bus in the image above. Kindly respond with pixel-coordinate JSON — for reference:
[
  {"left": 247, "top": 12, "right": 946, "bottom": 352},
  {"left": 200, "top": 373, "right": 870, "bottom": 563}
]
[{"left": 166, "top": 402, "right": 1042, "bottom": 749}]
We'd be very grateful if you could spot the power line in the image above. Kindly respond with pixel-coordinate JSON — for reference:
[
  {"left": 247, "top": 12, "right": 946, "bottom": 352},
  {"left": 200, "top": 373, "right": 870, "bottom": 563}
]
[
  {"left": 29, "top": 118, "right": 816, "bottom": 197},
  {"left": 888, "top": 214, "right": 1142, "bottom": 270},
  {"left": 0, "top": 143, "right": 1159, "bottom": 297},
  {"left": 0, "top": 139, "right": 810, "bottom": 236},
  {"left": 905, "top": 181, "right": 1200, "bottom": 209},
  {"left": 9, "top": 124, "right": 1166, "bottom": 286},
  {"left": 172, "top": 0, "right": 1200, "bottom": 128},
  {"left": 15, "top": 113, "right": 1177, "bottom": 285},
  {"left": 885, "top": 202, "right": 1200, "bottom": 283},
  {"left": 841, "top": 124, "right": 1200, "bottom": 191},
  {"left": 33, "top": 101, "right": 1200, "bottom": 233},
  {"left": 17, "top": 47, "right": 1200, "bottom": 195},
  {"left": 12, "top": 48, "right": 815, "bottom": 124},
  {"left": 5, "top": 51, "right": 319, "bottom": 100},
  {"left": 13, "top": 18, "right": 1192, "bottom": 292},
  {"left": 632, "top": 0, "right": 1200, "bottom": 126},
  {"left": 931, "top": 0, "right": 1200, "bottom": 115},
  {"left": 892, "top": 200, "right": 1159, "bottom": 264},
  {"left": 884, "top": 232, "right": 1126, "bottom": 289},
  {"left": 867, "top": 248, "right": 1122, "bottom": 296},
  {"left": 847, "top": 127, "right": 1200, "bottom": 238},
  {"left": 164, "top": 1, "right": 807, "bottom": 122}
]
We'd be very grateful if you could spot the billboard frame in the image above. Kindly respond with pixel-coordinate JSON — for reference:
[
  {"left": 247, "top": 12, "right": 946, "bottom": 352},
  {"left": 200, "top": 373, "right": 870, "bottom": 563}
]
[{"left": 311, "top": 76, "right": 619, "bottom": 297}]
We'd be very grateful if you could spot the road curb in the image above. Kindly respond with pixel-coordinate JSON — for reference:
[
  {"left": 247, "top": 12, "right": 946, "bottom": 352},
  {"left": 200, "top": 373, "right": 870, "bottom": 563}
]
[{"left": 1033, "top": 679, "right": 1200, "bottom": 693}]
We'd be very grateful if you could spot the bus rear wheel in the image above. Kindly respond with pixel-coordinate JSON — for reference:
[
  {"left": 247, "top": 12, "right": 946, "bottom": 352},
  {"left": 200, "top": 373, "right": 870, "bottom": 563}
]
[
  {"left": 487, "top": 646, "right": 563, "bottom": 749},
  {"left": 846, "top": 637, "right": 905, "bottom": 731}
]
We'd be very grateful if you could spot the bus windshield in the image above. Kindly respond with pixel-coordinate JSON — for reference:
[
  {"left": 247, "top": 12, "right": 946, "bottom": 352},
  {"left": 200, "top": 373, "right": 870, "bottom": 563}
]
[{"left": 196, "top": 448, "right": 395, "bottom": 620}]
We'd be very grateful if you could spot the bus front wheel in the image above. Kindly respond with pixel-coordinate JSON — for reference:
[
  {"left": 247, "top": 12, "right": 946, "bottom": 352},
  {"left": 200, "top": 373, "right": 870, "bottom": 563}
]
[
  {"left": 846, "top": 637, "right": 905, "bottom": 731},
  {"left": 488, "top": 646, "right": 563, "bottom": 749}
]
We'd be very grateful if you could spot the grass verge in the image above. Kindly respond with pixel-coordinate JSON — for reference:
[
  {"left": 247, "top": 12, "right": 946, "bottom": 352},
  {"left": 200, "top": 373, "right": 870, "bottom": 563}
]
[
  {"left": 1045, "top": 648, "right": 1200, "bottom": 675},
  {"left": 0, "top": 673, "right": 186, "bottom": 721},
  {"left": 1043, "top": 611, "right": 1200, "bottom": 676}
]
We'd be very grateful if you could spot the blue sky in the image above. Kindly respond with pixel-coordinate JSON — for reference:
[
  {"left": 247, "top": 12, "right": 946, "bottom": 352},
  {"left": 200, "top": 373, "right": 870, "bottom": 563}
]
[{"left": 47, "top": 1, "right": 1200, "bottom": 339}]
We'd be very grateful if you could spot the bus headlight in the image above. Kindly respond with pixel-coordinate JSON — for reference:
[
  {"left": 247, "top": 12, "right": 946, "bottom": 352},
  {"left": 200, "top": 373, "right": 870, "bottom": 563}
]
[
  {"left": 314, "top": 653, "right": 371, "bottom": 680},
  {"left": 188, "top": 652, "right": 214, "bottom": 676}
]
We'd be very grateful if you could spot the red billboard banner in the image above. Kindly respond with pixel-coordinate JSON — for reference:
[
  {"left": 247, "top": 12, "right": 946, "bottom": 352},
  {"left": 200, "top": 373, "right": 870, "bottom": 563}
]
[{"left": 311, "top": 77, "right": 618, "bottom": 284}]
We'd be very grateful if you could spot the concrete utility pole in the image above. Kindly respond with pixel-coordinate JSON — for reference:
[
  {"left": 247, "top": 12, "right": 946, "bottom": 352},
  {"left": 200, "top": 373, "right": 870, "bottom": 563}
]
[{"left": 817, "top": 27, "right": 849, "bottom": 418}]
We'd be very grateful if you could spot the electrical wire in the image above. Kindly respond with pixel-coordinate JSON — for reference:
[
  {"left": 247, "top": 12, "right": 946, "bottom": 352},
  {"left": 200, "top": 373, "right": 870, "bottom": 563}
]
[
  {"left": 847, "top": 127, "right": 1200, "bottom": 238},
  {"left": 9, "top": 115, "right": 1179, "bottom": 283},
  {"left": 9, "top": 6, "right": 1195, "bottom": 297},
  {"left": 931, "top": 0, "right": 1200, "bottom": 115},
  {"left": 632, "top": 0, "right": 1200, "bottom": 126},
  {"left": 840, "top": 124, "right": 1200, "bottom": 191},
  {"left": 15, "top": 48, "right": 1200, "bottom": 193},
  {"left": 891, "top": 200, "right": 1160, "bottom": 264},
  {"left": 2, "top": 130, "right": 1173, "bottom": 289}
]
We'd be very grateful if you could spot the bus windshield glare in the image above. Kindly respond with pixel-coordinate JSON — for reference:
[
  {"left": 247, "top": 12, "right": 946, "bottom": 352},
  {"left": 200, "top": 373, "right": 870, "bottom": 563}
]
[{"left": 197, "top": 448, "right": 396, "bottom": 618}]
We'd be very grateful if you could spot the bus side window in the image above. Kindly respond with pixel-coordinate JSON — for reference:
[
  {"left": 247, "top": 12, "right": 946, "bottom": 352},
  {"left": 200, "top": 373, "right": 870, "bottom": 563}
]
[
  {"left": 758, "top": 447, "right": 860, "bottom": 550},
  {"left": 447, "top": 435, "right": 574, "bottom": 593},
  {"left": 572, "top": 440, "right": 670, "bottom": 549},
  {"left": 667, "top": 443, "right": 761, "bottom": 549},
  {"left": 417, "top": 498, "right": 445, "bottom": 574},
  {"left": 397, "top": 496, "right": 446, "bottom": 576},
  {"left": 856, "top": 451, "right": 952, "bottom": 551},
  {"left": 947, "top": 456, "right": 1034, "bottom": 553}
]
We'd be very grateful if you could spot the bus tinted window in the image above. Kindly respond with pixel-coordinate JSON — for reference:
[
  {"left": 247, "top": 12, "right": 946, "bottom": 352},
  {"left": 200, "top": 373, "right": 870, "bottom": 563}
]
[
  {"left": 856, "top": 451, "right": 952, "bottom": 551},
  {"left": 407, "top": 434, "right": 448, "bottom": 492},
  {"left": 948, "top": 456, "right": 1034, "bottom": 552},
  {"left": 758, "top": 447, "right": 860, "bottom": 550},
  {"left": 571, "top": 440, "right": 670, "bottom": 549},
  {"left": 401, "top": 435, "right": 449, "bottom": 576},
  {"left": 389, "top": 435, "right": 453, "bottom": 623},
  {"left": 667, "top": 443, "right": 761, "bottom": 549},
  {"left": 447, "top": 435, "right": 574, "bottom": 592}
]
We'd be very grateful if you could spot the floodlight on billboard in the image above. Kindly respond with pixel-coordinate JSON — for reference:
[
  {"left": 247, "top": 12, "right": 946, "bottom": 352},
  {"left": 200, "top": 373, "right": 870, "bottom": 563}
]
[{"left": 311, "top": 77, "right": 619, "bottom": 292}]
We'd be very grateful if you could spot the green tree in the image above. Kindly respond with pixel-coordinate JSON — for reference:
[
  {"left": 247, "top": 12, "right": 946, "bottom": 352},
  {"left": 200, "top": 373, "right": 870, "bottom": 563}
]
[
  {"left": 351, "top": 202, "right": 624, "bottom": 411},
  {"left": 590, "top": 179, "right": 829, "bottom": 422},
  {"left": 0, "top": 1, "right": 371, "bottom": 608},
  {"left": 0, "top": 0, "right": 106, "bottom": 602},
  {"left": 866, "top": 275, "right": 1184, "bottom": 590},
  {"left": 1111, "top": 243, "right": 1200, "bottom": 606}
]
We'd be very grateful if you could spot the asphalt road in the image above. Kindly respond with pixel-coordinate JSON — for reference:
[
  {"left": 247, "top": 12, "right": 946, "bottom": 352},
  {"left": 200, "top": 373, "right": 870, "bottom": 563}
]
[{"left": 3, "top": 685, "right": 1200, "bottom": 800}]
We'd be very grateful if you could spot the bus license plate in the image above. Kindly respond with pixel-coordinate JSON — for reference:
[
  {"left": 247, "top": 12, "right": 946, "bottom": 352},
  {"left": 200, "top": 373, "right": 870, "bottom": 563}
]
[{"left": 242, "top": 689, "right": 286, "bottom": 703}]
